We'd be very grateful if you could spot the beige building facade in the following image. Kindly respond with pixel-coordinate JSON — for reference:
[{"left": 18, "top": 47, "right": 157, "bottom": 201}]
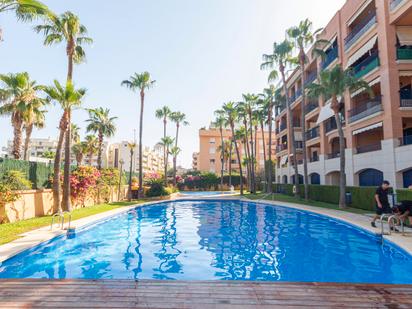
[{"left": 275, "top": 0, "right": 412, "bottom": 188}]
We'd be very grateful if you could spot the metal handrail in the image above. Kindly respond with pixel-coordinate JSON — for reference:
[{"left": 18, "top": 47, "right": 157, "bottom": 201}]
[{"left": 51, "top": 211, "right": 72, "bottom": 231}]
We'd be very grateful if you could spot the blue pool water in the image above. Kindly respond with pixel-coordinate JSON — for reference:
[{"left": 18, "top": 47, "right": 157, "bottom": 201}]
[
  {"left": 179, "top": 191, "right": 233, "bottom": 196},
  {"left": 1, "top": 200, "right": 411, "bottom": 283}
]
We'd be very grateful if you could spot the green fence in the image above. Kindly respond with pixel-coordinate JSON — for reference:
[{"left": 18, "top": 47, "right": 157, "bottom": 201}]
[
  {"left": 272, "top": 184, "right": 410, "bottom": 212},
  {"left": 0, "top": 158, "right": 52, "bottom": 189}
]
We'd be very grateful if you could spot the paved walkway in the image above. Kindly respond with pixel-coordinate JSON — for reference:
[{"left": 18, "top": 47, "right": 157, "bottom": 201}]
[{"left": 1, "top": 279, "right": 412, "bottom": 308}]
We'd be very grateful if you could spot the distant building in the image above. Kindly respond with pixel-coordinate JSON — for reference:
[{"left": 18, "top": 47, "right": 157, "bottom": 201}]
[{"left": 192, "top": 152, "right": 199, "bottom": 171}]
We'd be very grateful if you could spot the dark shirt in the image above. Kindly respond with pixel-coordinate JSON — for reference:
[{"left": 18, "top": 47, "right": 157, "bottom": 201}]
[
  {"left": 399, "top": 201, "right": 412, "bottom": 215},
  {"left": 376, "top": 187, "right": 389, "bottom": 207}
]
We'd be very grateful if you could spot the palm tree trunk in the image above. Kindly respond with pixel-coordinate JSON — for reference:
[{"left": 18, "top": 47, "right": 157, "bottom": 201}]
[
  {"left": 230, "top": 123, "right": 243, "bottom": 195},
  {"left": 229, "top": 139, "right": 233, "bottom": 187},
  {"left": 67, "top": 43, "right": 74, "bottom": 82},
  {"left": 280, "top": 66, "right": 300, "bottom": 197},
  {"left": 260, "top": 120, "right": 267, "bottom": 191},
  {"left": 300, "top": 60, "right": 309, "bottom": 200},
  {"left": 12, "top": 115, "right": 23, "bottom": 160},
  {"left": 53, "top": 112, "right": 68, "bottom": 213},
  {"left": 219, "top": 126, "right": 224, "bottom": 189},
  {"left": 249, "top": 115, "right": 256, "bottom": 194},
  {"left": 333, "top": 97, "right": 346, "bottom": 209},
  {"left": 172, "top": 156, "right": 177, "bottom": 187},
  {"left": 267, "top": 104, "right": 273, "bottom": 193},
  {"left": 23, "top": 123, "right": 34, "bottom": 161},
  {"left": 243, "top": 133, "right": 251, "bottom": 192},
  {"left": 128, "top": 148, "right": 133, "bottom": 201},
  {"left": 62, "top": 109, "right": 72, "bottom": 212},
  {"left": 175, "top": 123, "right": 180, "bottom": 147},
  {"left": 97, "top": 132, "right": 103, "bottom": 170},
  {"left": 163, "top": 118, "right": 167, "bottom": 186},
  {"left": 138, "top": 91, "right": 144, "bottom": 198}
]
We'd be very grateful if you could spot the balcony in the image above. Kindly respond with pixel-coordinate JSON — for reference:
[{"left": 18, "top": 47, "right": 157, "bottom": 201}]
[
  {"left": 304, "top": 71, "right": 317, "bottom": 86},
  {"left": 305, "top": 126, "right": 320, "bottom": 141},
  {"left": 352, "top": 51, "right": 379, "bottom": 79},
  {"left": 295, "top": 141, "right": 303, "bottom": 149},
  {"left": 326, "top": 152, "right": 340, "bottom": 160},
  {"left": 295, "top": 88, "right": 302, "bottom": 100},
  {"left": 292, "top": 119, "right": 301, "bottom": 128},
  {"left": 305, "top": 102, "right": 319, "bottom": 114},
  {"left": 276, "top": 123, "right": 287, "bottom": 134},
  {"left": 277, "top": 144, "right": 288, "bottom": 152},
  {"left": 400, "top": 97, "right": 412, "bottom": 108},
  {"left": 289, "top": 93, "right": 296, "bottom": 103},
  {"left": 321, "top": 47, "right": 338, "bottom": 70},
  {"left": 348, "top": 96, "right": 382, "bottom": 123},
  {"left": 356, "top": 142, "right": 382, "bottom": 154},
  {"left": 325, "top": 117, "right": 338, "bottom": 133},
  {"left": 399, "top": 135, "right": 412, "bottom": 146},
  {"left": 391, "top": 0, "right": 406, "bottom": 10},
  {"left": 344, "top": 11, "right": 377, "bottom": 50},
  {"left": 397, "top": 48, "right": 412, "bottom": 60},
  {"left": 310, "top": 156, "right": 319, "bottom": 162}
]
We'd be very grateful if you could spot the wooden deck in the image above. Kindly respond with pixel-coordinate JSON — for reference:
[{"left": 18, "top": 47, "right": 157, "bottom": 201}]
[{"left": 1, "top": 279, "right": 412, "bottom": 308}]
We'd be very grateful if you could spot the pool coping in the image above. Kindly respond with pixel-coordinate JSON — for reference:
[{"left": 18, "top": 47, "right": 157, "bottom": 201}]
[{"left": 0, "top": 196, "right": 411, "bottom": 264}]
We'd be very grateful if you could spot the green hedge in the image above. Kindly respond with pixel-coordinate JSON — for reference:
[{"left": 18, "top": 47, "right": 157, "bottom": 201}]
[
  {"left": 397, "top": 189, "right": 412, "bottom": 202},
  {"left": 273, "top": 184, "right": 379, "bottom": 211},
  {"left": 0, "top": 158, "right": 52, "bottom": 189}
]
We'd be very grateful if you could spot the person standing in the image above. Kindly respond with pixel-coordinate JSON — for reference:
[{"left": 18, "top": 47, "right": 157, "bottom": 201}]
[{"left": 371, "top": 181, "right": 392, "bottom": 228}]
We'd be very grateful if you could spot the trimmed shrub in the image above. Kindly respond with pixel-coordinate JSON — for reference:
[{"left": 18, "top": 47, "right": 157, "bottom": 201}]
[
  {"left": 146, "top": 181, "right": 169, "bottom": 197},
  {"left": 397, "top": 189, "right": 412, "bottom": 202}
]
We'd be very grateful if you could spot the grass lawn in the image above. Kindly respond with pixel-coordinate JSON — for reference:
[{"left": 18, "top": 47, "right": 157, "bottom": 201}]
[
  {"left": 245, "top": 193, "right": 371, "bottom": 215},
  {"left": 0, "top": 201, "right": 142, "bottom": 246}
]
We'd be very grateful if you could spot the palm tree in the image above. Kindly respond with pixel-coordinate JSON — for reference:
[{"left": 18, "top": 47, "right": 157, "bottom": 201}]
[
  {"left": 169, "top": 111, "right": 189, "bottom": 148},
  {"left": 44, "top": 80, "right": 86, "bottom": 212},
  {"left": 121, "top": 72, "right": 156, "bottom": 198},
  {"left": 72, "top": 141, "right": 87, "bottom": 167},
  {"left": 86, "top": 108, "right": 117, "bottom": 170},
  {"left": 170, "top": 146, "right": 181, "bottom": 187},
  {"left": 307, "top": 65, "right": 371, "bottom": 208},
  {"left": 155, "top": 106, "right": 171, "bottom": 185},
  {"left": 126, "top": 142, "right": 136, "bottom": 201},
  {"left": 0, "top": 72, "right": 46, "bottom": 159},
  {"left": 35, "top": 11, "right": 92, "bottom": 210},
  {"left": 287, "top": 19, "right": 326, "bottom": 200},
  {"left": 159, "top": 136, "right": 174, "bottom": 183},
  {"left": 0, "top": 0, "right": 51, "bottom": 41},
  {"left": 261, "top": 39, "right": 300, "bottom": 197},
  {"left": 84, "top": 135, "right": 98, "bottom": 166},
  {"left": 70, "top": 123, "right": 80, "bottom": 144},
  {"left": 22, "top": 96, "right": 48, "bottom": 160},
  {"left": 217, "top": 139, "right": 231, "bottom": 177},
  {"left": 260, "top": 85, "right": 276, "bottom": 193},
  {"left": 214, "top": 109, "right": 226, "bottom": 189},
  {"left": 222, "top": 102, "right": 244, "bottom": 195}
]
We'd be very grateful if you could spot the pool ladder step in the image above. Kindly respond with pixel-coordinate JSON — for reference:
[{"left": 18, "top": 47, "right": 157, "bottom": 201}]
[
  {"left": 51, "top": 211, "right": 72, "bottom": 231},
  {"left": 379, "top": 214, "right": 405, "bottom": 237}
]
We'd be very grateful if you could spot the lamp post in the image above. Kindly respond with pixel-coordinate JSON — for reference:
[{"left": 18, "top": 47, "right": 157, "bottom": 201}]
[
  {"left": 127, "top": 142, "right": 136, "bottom": 201},
  {"left": 118, "top": 159, "right": 124, "bottom": 201}
]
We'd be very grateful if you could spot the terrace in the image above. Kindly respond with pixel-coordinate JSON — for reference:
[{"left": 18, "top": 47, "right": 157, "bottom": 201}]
[
  {"left": 321, "top": 42, "right": 338, "bottom": 70},
  {"left": 351, "top": 50, "right": 380, "bottom": 79},
  {"left": 348, "top": 96, "right": 382, "bottom": 123},
  {"left": 305, "top": 126, "right": 320, "bottom": 141},
  {"left": 344, "top": 9, "right": 377, "bottom": 51}
]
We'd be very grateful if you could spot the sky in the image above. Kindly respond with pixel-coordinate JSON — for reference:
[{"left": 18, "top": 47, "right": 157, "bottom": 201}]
[{"left": 0, "top": 0, "right": 345, "bottom": 168}]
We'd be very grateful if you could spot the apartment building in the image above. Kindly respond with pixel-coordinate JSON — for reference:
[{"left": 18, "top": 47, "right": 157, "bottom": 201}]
[
  {"left": 197, "top": 125, "right": 276, "bottom": 175},
  {"left": 2, "top": 138, "right": 108, "bottom": 166},
  {"left": 192, "top": 152, "right": 199, "bottom": 171},
  {"left": 107, "top": 142, "right": 165, "bottom": 175},
  {"left": 275, "top": 0, "right": 412, "bottom": 189}
]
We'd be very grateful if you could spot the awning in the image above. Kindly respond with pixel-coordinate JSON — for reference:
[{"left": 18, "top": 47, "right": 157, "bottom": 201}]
[
  {"left": 316, "top": 102, "right": 335, "bottom": 125},
  {"left": 346, "top": 35, "right": 378, "bottom": 68},
  {"left": 351, "top": 77, "right": 380, "bottom": 98},
  {"left": 400, "top": 71, "right": 412, "bottom": 76},
  {"left": 348, "top": 0, "right": 373, "bottom": 26},
  {"left": 280, "top": 155, "right": 288, "bottom": 166},
  {"left": 397, "top": 27, "right": 412, "bottom": 46},
  {"left": 352, "top": 122, "right": 383, "bottom": 135}
]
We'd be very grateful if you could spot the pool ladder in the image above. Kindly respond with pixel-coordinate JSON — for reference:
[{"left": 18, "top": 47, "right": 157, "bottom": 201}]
[
  {"left": 51, "top": 211, "right": 72, "bottom": 231},
  {"left": 379, "top": 214, "right": 405, "bottom": 237}
]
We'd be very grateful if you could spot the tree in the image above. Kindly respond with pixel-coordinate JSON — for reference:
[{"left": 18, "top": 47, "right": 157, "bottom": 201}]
[
  {"left": 70, "top": 123, "right": 80, "bottom": 144},
  {"left": 0, "top": 0, "right": 51, "bottom": 41},
  {"left": 72, "top": 142, "right": 87, "bottom": 167},
  {"left": 121, "top": 72, "right": 156, "bottom": 198},
  {"left": 126, "top": 142, "right": 136, "bottom": 201},
  {"left": 86, "top": 107, "right": 117, "bottom": 170},
  {"left": 0, "top": 72, "right": 46, "bottom": 160},
  {"left": 287, "top": 18, "right": 326, "bottom": 200},
  {"left": 84, "top": 135, "right": 98, "bottom": 166},
  {"left": 159, "top": 136, "right": 174, "bottom": 184},
  {"left": 169, "top": 112, "right": 189, "bottom": 148},
  {"left": 155, "top": 106, "right": 171, "bottom": 185},
  {"left": 214, "top": 109, "right": 226, "bottom": 189},
  {"left": 222, "top": 102, "right": 244, "bottom": 195},
  {"left": 261, "top": 39, "right": 300, "bottom": 197},
  {"left": 35, "top": 11, "right": 92, "bottom": 212},
  {"left": 170, "top": 146, "right": 181, "bottom": 187},
  {"left": 22, "top": 95, "right": 48, "bottom": 161},
  {"left": 307, "top": 65, "right": 372, "bottom": 208},
  {"left": 44, "top": 80, "right": 86, "bottom": 212}
]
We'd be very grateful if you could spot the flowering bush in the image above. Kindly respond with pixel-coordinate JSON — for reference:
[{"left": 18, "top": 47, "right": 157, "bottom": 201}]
[
  {"left": 70, "top": 166, "right": 100, "bottom": 207},
  {"left": 180, "top": 172, "right": 219, "bottom": 190},
  {"left": 144, "top": 172, "right": 162, "bottom": 185}
]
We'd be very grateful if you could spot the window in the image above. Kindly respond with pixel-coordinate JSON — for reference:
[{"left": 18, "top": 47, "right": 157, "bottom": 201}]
[
  {"left": 209, "top": 138, "right": 216, "bottom": 144},
  {"left": 209, "top": 147, "right": 216, "bottom": 154},
  {"left": 210, "top": 159, "right": 216, "bottom": 164}
]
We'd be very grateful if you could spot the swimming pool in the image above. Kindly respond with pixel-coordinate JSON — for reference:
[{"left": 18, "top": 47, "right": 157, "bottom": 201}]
[
  {"left": 179, "top": 191, "right": 234, "bottom": 197},
  {"left": 0, "top": 200, "right": 411, "bottom": 283}
]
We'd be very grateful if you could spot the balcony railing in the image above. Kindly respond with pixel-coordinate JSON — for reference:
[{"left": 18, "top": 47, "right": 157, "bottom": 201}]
[
  {"left": 277, "top": 144, "right": 288, "bottom": 152},
  {"left": 326, "top": 152, "right": 340, "bottom": 160},
  {"left": 305, "top": 102, "right": 319, "bottom": 114},
  {"left": 344, "top": 11, "right": 377, "bottom": 50},
  {"left": 306, "top": 126, "right": 320, "bottom": 140},
  {"left": 325, "top": 118, "right": 338, "bottom": 133},
  {"left": 295, "top": 141, "right": 303, "bottom": 149},
  {"left": 397, "top": 48, "right": 412, "bottom": 60},
  {"left": 304, "top": 71, "right": 317, "bottom": 86},
  {"left": 400, "top": 98, "right": 412, "bottom": 108},
  {"left": 352, "top": 51, "right": 379, "bottom": 79},
  {"left": 278, "top": 123, "right": 287, "bottom": 132},
  {"left": 292, "top": 119, "right": 301, "bottom": 128},
  {"left": 399, "top": 135, "right": 412, "bottom": 146},
  {"left": 391, "top": 0, "right": 406, "bottom": 10},
  {"left": 289, "top": 93, "right": 296, "bottom": 103},
  {"left": 296, "top": 88, "right": 302, "bottom": 99},
  {"left": 348, "top": 96, "right": 382, "bottom": 123},
  {"left": 356, "top": 142, "right": 382, "bottom": 154},
  {"left": 321, "top": 47, "right": 338, "bottom": 70}
]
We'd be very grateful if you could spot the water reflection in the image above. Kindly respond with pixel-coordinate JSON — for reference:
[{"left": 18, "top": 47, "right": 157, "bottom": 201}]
[{"left": 0, "top": 201, "right": 411, "bottom": 283}]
